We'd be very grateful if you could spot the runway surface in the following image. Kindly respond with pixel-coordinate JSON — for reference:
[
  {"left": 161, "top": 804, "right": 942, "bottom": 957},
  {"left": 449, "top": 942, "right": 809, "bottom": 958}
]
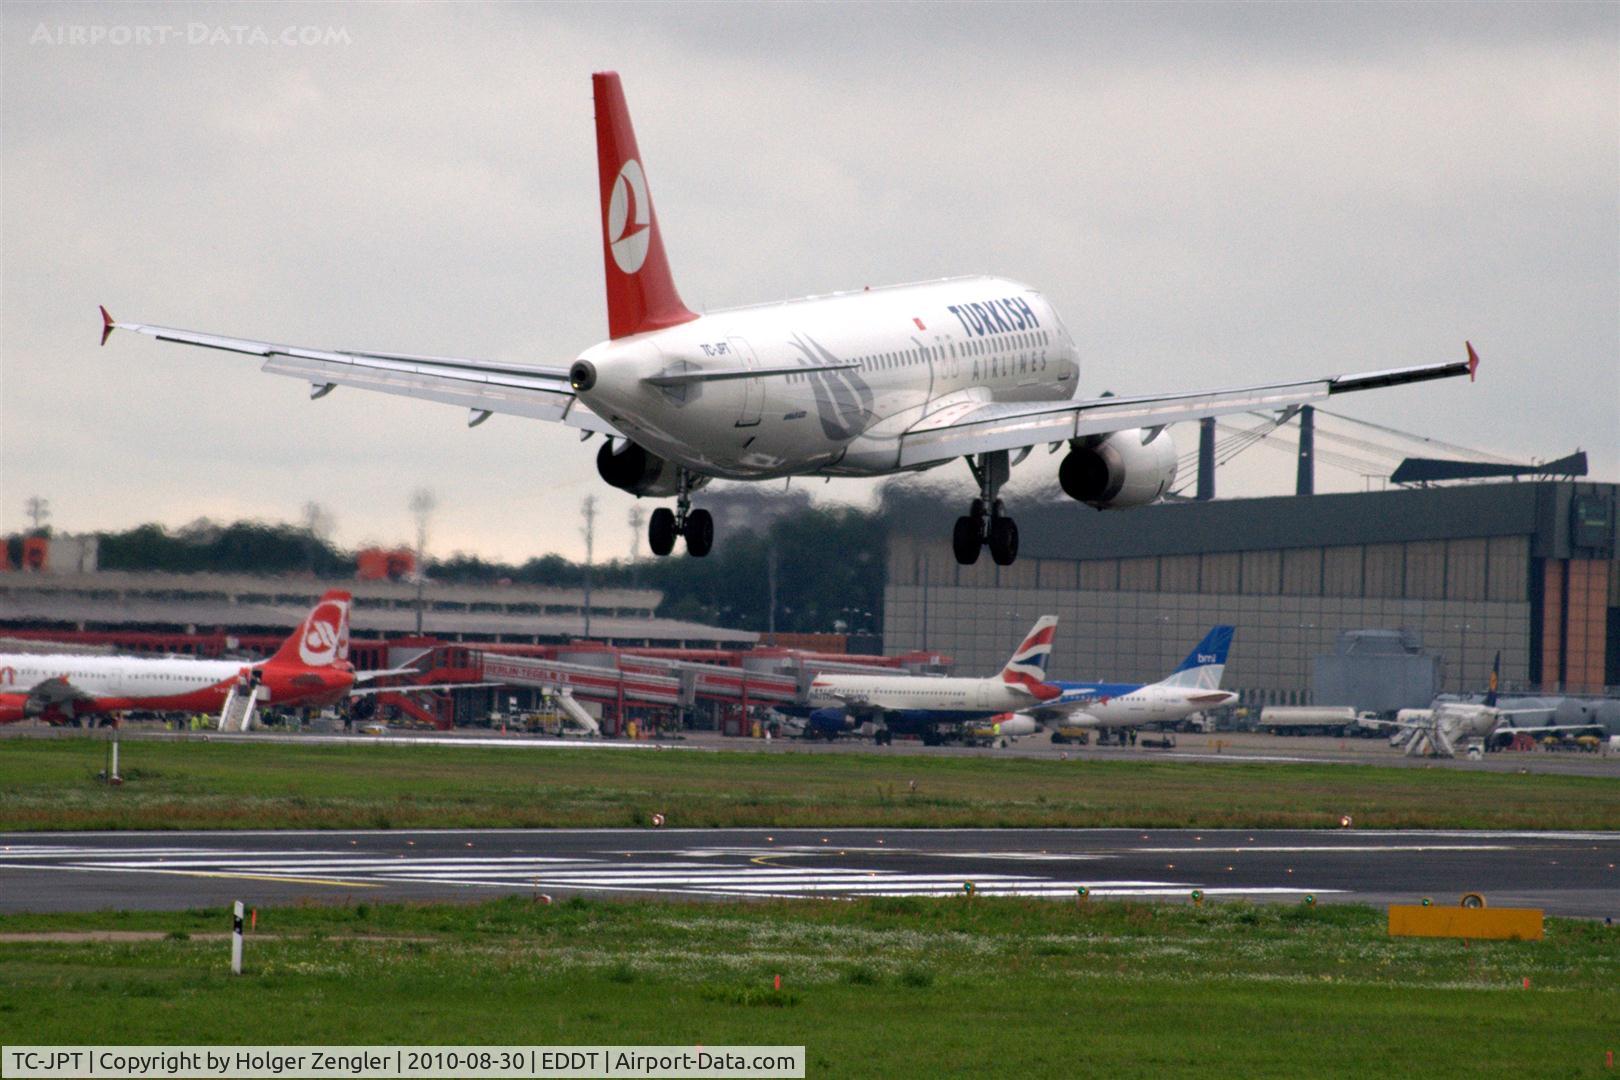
[{"left": 1, "top": 828, "right": 1614, "bottom": 917}]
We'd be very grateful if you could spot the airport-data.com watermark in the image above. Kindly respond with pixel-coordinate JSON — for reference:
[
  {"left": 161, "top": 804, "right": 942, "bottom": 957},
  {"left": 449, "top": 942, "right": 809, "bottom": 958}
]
[{"left": 29, "top": 22, "right": 352, "bottom": 47}]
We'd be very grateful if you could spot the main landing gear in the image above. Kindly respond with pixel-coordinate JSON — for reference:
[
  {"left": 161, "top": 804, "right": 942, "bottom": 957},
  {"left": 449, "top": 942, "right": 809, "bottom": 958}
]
[
  {"left": 648, "top": 469, "right": 714, "bottom": 558},
  {"left": 952, "top": 450, "right": 1019, "bottom": 566}
]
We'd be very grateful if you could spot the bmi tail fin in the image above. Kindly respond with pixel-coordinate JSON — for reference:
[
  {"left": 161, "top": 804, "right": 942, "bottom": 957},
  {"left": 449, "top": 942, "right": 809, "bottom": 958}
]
[
  {"left": 1158, "top": 626, "right": 1235, "bottom": 690},
  {"left": 593, "top": 72, "right": 697, "bottom": 340},
  {"left": 265, "top": 590, "right": 352, "bottom": 669},
  {"left": 1000, "top": 616, "right": 1060, "bottom": 699}
]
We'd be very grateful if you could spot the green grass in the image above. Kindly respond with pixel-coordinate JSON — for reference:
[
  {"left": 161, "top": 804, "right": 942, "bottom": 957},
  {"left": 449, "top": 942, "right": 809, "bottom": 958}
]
[
  {"left": 2, "top": 735, "right": 1617, "bottom": 831},
  {"left": 2, "top": 897, "right": 1616, "bottom": 1077}
]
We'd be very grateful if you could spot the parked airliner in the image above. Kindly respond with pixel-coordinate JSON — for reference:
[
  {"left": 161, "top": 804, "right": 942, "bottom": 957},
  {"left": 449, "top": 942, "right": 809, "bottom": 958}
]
[
  {"left": 0, "top": 592, "right": 357, "bottom": 724},
  {"left": 103, "top": 72, "right": 1478, "bottom": 565},
  {"left": 788, "top": 616, "right": 1060, "bottom": 744},
  {"left": 1373, "top": 653, "right": 1600, "bottom": 757},
  {"left": 1016, "top": 626, "right": 1237, "bottom": 744}
]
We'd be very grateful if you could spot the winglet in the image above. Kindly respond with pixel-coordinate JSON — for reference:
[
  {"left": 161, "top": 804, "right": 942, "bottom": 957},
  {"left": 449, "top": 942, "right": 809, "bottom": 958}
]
[
  {"left": 99, "top": 305, "right": 115, "bottom": 347},
  {"left": 1465, "top": 341, "right": 1478, "bottom": 382}
]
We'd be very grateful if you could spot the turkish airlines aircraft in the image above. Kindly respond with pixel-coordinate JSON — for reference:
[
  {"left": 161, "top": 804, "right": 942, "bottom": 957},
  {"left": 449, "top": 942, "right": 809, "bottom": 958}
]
[
  {"left": 0, "top": 592, "right": 357, "bottom": 724},
  {"left": 794, "top": 616, "right": 1061, "bottom": 744},
  {"left": 102, "top": 73, "right": 1478, "bottom": 566}
]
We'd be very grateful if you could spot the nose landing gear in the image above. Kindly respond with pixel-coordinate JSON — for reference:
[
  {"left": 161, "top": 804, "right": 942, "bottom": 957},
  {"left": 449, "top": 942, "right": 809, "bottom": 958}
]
[
  {"left": 648, "top": 469, "right": 714, "bottom": 558},
  {"left": 952, "top": 451, "right": 1019, "bottom": 566}
]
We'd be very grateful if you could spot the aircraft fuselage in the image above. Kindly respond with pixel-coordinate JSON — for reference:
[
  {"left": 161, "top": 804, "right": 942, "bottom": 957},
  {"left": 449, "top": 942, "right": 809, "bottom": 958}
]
[{"left": 576, "top": 276, "right": 1078, "bottom": 480}]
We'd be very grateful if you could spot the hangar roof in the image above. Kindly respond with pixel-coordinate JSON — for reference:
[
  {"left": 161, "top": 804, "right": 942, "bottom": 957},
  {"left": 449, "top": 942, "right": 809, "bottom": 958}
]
[{"left": 885, "top": 481, "right": 1617, "bottom": 561}]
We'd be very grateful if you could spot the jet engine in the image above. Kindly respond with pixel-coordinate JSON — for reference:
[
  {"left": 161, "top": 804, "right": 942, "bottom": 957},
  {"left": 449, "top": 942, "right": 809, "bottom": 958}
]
[
  {"left": 596, "top": 440, "right": 707, "bottom": 498},
  {"left": 807, "top": 707, "right": 853, "bottom": 739},
  {"left": 988, "top": 713, "right": 1038, "bottom": 737},
  {"left": 1047, "top": 712, "right": 1100, "bottom": 731},
  {"left": 1058, "top": 428, "right": 1178, "bottom": 509}
]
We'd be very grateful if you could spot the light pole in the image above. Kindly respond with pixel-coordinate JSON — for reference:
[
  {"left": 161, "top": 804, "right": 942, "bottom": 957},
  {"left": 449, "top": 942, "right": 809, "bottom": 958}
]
[
  {"left": 409, "top": 488, "right": 437, "bottom": 636},
  {"left": 581, "top": 496, "right": 597, "bottom": 640}
]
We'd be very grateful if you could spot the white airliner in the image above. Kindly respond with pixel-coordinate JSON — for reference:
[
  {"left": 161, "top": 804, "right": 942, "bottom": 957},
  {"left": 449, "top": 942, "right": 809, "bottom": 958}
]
[
  {"left": 0, "top": 592, "right": 358, "bottom": 724},
  {"left": 790, "top": 616, "right": 1060, "bottom": 744},
  {"left": 102, "top": 72, "right": 1478, "bottom": 565},
  {"left": 1014, "top": 626, "right": 1238, "bottom": 744},
  {"left": 1373, "top": 654, "right": 1600, "bottom": 757}
]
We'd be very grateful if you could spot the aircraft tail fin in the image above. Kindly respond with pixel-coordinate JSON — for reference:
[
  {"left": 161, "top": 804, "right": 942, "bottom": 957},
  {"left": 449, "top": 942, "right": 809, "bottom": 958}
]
[
  {"left": 1000, "top": 616, "right": 1060, "bottom": 699},
  {"left": 593, "top": 72, "right": 697, "bottom": 340},
  {"left": 1158, "top": 626, "right": 1235, "bottom": 690},
  {"left": 265, "top": 590, "right": 352, "bottom": 670},
  {"left": 1485, "top": 650, "right": 1500, "bottom": 707}
]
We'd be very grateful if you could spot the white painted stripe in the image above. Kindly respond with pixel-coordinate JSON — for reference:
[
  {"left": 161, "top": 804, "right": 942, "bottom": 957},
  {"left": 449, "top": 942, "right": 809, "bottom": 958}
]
[
  {"left": 1130, "top": 845, "right": 1511, "bottom": 854},
  {"left": 6, "top": 827, "right": 1613, "bottom": 840},
  {"left": 74, "top": 856, "right": 628, "bottom": 870},
  {"left": 532, "top": 880, "right": 1083, "bottom": 893},
  {"left": 462, "top": 873, "right": 1050, "bottom": 887}
]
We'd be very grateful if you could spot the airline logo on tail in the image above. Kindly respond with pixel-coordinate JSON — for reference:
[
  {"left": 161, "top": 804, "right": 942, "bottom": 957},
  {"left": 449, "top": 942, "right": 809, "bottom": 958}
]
[
  {"left": 607, "top": 159, "right": 651, "bottom": 274},
  {"left": 275, "top": 591, "right": 351, "bottom": 668},
  {"left": 593, "top": 71, "right": 697, "bottom": 339},
  {"left": 1001, "top": 616, "right": 1060, "bottom": 700},
  {"left": 1159, "top": 626, "right": 1235, "bottom": 690}
]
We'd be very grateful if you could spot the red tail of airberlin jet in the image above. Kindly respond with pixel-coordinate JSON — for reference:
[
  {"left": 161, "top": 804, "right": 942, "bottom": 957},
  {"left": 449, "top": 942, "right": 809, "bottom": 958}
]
[
  {"left": 594, "top": 72, "right": 697, "bottom": 339},
  {"left": 264, "top": 589, "right": 352, "bottom": 671}
]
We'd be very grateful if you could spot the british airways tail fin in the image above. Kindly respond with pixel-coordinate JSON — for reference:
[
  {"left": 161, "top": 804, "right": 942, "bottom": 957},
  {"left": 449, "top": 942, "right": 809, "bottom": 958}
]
[
  {"left": 999, "top": 616, "right": 1060, "bottom": 699},
  {"left": 1157, "top": 626, "right": 1234, "bottom": 690},
  {"left": 265, "top": 591, "right": 352, "bottom": 670},
  {"left": 593, "top": 72, "right": 697, "bottom": 340}
]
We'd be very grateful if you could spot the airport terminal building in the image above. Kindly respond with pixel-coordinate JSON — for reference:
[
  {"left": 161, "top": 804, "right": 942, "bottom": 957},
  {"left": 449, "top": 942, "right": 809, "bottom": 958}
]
[{"left": 882, "top": 481, "right": 1618, "bottom": 706}]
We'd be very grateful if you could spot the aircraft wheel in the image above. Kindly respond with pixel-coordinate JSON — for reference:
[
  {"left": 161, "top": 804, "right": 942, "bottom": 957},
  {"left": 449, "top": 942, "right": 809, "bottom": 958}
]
[
  {"left": 988, "top": 516, "right": 1019, "bottom": 565},
  {"left": 648, "top": 508, "right": 677, "bottom": 556},
  {"left": 952, "top": 515, "right": 982, "bottom": 565},
  {"left": 684, "top": 508, "right": 715, "bottom": 557}
]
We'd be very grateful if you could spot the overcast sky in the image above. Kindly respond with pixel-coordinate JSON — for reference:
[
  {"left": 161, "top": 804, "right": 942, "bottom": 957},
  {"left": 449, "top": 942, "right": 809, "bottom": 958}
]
[{"left": 3, "top": 2, "right": 1615, "bottom": 562}]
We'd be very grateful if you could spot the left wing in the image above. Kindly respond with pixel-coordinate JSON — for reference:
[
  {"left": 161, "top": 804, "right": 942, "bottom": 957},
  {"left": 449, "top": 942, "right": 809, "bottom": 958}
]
[
  {"left": 898, "top": 345, "right": 1478, "bottom": 468},
  {"left": 347, "top": 681, "right": 499, "bottom": 698},
  {"left": 100, "top": 308, "right": 622, "bottom": 435}
]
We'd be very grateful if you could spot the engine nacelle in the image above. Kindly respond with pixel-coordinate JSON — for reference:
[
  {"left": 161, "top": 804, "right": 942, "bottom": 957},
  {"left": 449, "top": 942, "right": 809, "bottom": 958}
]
[
  {"left": 988, "top": 713, "right": 1038, "bottom": 737},
  {"left": 596, "top": 440, "right": 703, "bottom": 498},
  {"left": 1049, "top": 711, "right": 1101, "bottom": 730},
  {"left": 807, "top": 707, "right": 853, "bottom": 738},
  {"left": 1058, "top": 428, "right": 1178, "bottom": 509}
]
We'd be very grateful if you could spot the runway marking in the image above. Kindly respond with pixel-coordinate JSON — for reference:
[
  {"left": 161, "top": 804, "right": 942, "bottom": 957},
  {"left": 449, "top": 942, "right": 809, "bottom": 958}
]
[
  {"left": 0, "top": 844, "right": 1339, "bottom": 901},
  {"left": 7, "top": 827, "right": 1614, "bottom": 839},
  {"left": 1129, "top": 845, "right": 1513, "bottom": 854},
  {"left": 150, "top": 869, "right": 383, "bottom": 888},
  {"left": 0, "top": 862, "right": 379, "bottom": 889}
]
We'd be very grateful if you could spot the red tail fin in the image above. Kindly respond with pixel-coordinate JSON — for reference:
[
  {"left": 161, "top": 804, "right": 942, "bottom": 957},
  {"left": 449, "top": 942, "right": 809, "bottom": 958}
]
[
  {"left": 593, "top": 71, "right": 697, "bottom": 339},
  {"left": 266, "top": 590, "right": 351, "bottom": 669}
]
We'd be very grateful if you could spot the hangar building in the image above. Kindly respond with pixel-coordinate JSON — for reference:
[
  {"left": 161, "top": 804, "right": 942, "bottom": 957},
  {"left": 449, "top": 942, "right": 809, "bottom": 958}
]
[{"left": 883, "top": 481, "right": 1617, "bottom": 706}]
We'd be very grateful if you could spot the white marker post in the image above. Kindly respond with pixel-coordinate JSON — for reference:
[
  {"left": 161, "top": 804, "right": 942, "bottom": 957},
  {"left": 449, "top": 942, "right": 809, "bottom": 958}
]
[{"left": 231, "top": 901, "right": 244, "bottom": 974}]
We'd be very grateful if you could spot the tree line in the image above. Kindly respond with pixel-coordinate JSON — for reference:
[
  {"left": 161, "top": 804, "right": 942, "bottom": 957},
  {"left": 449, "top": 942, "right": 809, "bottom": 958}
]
[{"left": 85, "top": 506, "right": 888, "bottom": 635}]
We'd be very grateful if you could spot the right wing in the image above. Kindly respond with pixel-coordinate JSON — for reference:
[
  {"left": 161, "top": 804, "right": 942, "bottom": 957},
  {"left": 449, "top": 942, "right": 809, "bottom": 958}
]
[
  {"left": 101, "top": 307, "right": 621, "bottom": 435},
  {"left": 898, "top": 345, "right": 1478, "bottom": 468}
]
